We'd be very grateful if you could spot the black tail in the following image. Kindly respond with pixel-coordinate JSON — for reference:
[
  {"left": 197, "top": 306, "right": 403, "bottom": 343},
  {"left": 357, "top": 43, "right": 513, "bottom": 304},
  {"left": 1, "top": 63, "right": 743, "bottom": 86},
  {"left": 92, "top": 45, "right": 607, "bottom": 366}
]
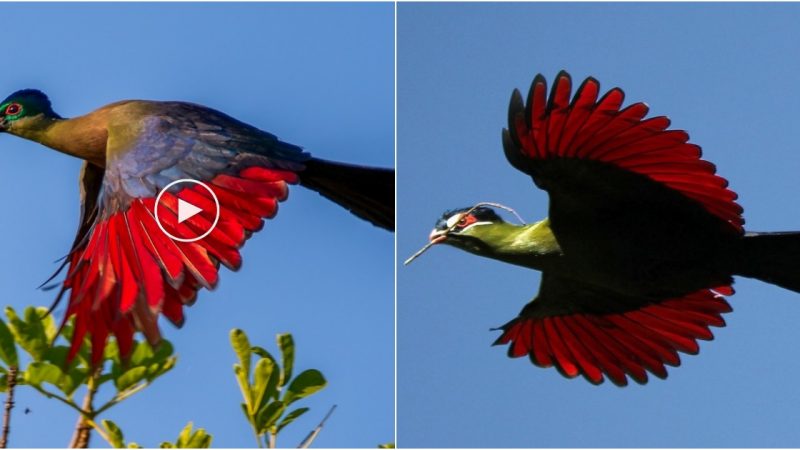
[
  {"left": 734, "top": 232, "right": 800, "bottom": 293},
  {"left": 298, "top": 157, "right": 394, "bottom": 231}
]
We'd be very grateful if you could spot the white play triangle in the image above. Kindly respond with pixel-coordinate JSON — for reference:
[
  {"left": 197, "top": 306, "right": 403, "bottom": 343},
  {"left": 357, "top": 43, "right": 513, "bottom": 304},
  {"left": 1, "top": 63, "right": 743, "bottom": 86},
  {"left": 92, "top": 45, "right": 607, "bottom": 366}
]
[{"left": 178, "top": 198, "right": 203, "bottom": 224}]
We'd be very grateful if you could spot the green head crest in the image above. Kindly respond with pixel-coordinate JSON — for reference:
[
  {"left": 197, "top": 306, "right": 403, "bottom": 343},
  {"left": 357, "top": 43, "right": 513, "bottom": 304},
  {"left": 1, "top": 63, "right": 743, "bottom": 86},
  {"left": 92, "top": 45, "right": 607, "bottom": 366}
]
[{"left": 0, "top": 89, "right": 61, "bottom": 128}]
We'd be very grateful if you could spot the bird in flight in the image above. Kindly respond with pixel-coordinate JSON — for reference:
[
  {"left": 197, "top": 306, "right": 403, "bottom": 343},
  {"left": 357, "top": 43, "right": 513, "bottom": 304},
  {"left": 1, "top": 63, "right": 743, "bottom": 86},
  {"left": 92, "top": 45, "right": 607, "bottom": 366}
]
[
  {"left": 410, "top": 71, "right": 800, "bottom": 386},
  {"left": 0, "top": 90, "right": 393, "bottom": 364}
]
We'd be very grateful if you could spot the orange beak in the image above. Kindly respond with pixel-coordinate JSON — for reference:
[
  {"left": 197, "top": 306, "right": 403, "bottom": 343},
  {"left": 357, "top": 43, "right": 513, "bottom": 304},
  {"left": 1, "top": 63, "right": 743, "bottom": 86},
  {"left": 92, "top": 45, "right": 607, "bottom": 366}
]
[{"left": 428, "top": 229, "right": 447, "bottom": 244}]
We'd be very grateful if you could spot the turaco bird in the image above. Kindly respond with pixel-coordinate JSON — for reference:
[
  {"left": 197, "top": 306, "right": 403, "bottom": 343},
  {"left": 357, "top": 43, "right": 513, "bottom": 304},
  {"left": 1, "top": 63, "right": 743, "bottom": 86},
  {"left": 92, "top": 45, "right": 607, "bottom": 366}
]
[
  {"left": 414, "top": 71, "right": 800, "bottom": 386},
  {"left": 0, "top": 89, "right": 393, "bottom": 364}
]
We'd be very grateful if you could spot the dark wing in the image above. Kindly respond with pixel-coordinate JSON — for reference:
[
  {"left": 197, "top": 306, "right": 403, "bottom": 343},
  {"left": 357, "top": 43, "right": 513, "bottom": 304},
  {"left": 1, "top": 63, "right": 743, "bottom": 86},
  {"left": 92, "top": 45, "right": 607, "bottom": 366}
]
[
  {"left": 59, "top": 103, "right": 307, "bottom": 364},
  {"left": 496, "top": 72, "right": 739, "bottom": 385},
  {"left": 494, "top": 273, "right": 732, "bottom": 386},
  {"left": 502, "top": 71, "right": 744, "bottom": 235}
]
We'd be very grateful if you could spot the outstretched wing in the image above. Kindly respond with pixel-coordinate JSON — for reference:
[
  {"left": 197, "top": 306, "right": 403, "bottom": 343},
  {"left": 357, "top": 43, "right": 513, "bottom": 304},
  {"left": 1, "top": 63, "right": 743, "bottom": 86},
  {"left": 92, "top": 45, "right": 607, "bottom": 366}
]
[
  {"left": 494, "top": 273, "right": 732, "bottom": 386},
  {"left": 502, "top": 71, "right": 744, "bottom": 235},
  {"left": 496, "top": 72, "right": 740, "bottom": 384},
  {"left": 58, "top": 102, "right": 308, "bottom": 364}
]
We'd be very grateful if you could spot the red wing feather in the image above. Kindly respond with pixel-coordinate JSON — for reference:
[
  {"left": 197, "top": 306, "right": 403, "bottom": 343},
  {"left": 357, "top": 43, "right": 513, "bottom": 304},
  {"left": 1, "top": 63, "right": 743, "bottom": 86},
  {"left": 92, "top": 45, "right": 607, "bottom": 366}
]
[
  {"left": 495, "top": 287, "right": 731, "bottom": 385},
  {"left": 506, "top": 71, "right": 744, "bottom": 233},
  {"left": 61, "top": 167, "right": 298, "bottom": 364}
]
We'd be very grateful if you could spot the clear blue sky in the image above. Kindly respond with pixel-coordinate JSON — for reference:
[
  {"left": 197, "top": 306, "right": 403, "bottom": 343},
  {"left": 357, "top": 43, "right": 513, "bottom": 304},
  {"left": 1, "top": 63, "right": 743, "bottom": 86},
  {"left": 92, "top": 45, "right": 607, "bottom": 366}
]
[
  {"left": 399, "top": 3, "right": 800, "bottom": 447},
  {"left": 0, "top": 3, "right": 393, "bottom": 448}
]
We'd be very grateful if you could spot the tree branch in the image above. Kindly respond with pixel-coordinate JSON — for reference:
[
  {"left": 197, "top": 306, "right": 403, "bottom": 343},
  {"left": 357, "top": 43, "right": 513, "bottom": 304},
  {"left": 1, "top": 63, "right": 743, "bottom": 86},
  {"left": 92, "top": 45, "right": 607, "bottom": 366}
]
[
  {"left": 28, "top": 384, "right": 84, "bottom": 415},
  {"left": 69, "top": 367, "right": 101, "bottom": 448},
  {"left": 94, "top": 382, "right": 148, "bottom": 416},
  {"left": 0, "top": 366, "right": 18, "bottom": 448}
]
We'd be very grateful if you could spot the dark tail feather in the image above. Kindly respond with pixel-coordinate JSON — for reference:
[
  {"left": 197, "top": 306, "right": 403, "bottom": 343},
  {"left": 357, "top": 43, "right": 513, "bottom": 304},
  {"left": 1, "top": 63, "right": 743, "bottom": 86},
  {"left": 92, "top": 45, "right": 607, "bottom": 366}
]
[
  {"left": 734, "top": 232, "right": 800, "bottom": 293},
  {"left": 298, "top": 157, "right": 394, "bottom": 231}
]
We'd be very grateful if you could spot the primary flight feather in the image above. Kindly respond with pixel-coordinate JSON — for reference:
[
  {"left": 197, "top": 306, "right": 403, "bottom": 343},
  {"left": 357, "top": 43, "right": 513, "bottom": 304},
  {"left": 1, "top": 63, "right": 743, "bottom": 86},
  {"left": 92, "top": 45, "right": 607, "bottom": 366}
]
[
  {"left": 419, "top": 71, "right": 800, "bottom": 386},
  {"left": 0, "top": 90, "right": 394, "bottom": 364}
]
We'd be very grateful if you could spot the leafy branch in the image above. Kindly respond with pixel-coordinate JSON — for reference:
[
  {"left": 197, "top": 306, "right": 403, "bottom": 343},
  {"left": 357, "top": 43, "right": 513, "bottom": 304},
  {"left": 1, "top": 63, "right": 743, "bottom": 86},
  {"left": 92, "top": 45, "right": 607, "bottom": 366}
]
[
  {"left": 0, "top": 306, "right": 345, "bottom": 448},
  {"left": 0, "top": 306, "right": 175, "bottom": 447},
  {"left": 230, "top": 329, "right": 330, "bottom": 448}
]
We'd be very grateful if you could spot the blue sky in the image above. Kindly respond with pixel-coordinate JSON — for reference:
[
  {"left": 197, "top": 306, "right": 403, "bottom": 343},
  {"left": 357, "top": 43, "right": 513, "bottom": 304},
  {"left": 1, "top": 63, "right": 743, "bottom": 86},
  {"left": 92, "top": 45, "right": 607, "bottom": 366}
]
[
  {"left": 399, "top": 3, "right": 800, "bottom": 447},
  {"left": 0, "top": 3, "right": 393, "bottom": 448}
]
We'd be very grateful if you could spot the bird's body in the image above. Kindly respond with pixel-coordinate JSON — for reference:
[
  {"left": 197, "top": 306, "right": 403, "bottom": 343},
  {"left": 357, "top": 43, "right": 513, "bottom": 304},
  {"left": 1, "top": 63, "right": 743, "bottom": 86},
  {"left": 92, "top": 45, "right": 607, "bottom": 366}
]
[
  {"left": 0, "top": 90, "right": 394, "bottom": 363},
  {"left": 424, "top": 71, "right": 800, "bottom": 385}
]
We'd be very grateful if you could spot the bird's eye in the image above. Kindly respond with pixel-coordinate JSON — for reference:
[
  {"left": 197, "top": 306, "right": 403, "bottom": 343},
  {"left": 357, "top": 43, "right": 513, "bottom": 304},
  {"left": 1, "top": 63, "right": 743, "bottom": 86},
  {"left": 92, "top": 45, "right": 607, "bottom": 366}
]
[
  {"left": 457, "top": 217, "right": 468, "bottom": 226},
  {"left": 4, "top": 103, "right": 21, "bottom": 116}
]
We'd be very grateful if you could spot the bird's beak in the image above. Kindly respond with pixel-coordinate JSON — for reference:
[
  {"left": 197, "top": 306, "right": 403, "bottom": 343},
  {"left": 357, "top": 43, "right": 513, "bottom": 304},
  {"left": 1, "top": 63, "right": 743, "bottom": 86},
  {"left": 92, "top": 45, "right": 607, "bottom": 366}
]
[{"left": 428, "top": 229, "right": 448, "bottom": 244}]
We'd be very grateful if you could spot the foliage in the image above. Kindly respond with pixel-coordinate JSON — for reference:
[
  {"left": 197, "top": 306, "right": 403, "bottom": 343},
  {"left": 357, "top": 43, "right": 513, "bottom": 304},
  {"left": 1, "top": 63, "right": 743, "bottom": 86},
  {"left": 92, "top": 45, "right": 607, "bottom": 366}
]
[
  {"left": 0, "top": 307, "right": 343, "bottom": 448},
  {"left": 99, "top": 419, "right": 211, "bottom": 448},
  {"left": 0, "top": 306, "right": 176, "bottom": 418},
  {"left": 231, "top": 329, "right": 328, "bottom": 448},
  {"left": 0, "top": 306, "right": 176, "bottom": 447}
]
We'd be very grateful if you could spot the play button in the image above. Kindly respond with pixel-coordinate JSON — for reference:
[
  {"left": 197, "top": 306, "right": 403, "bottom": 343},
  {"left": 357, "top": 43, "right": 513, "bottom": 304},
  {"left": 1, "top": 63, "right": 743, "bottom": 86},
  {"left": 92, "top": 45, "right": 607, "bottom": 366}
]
[
  {"left": 178, "top": 198, "right": 203, "bottom": 224},
  {"left": 154, "top": 179, "right": 220, "bottom": 243}
]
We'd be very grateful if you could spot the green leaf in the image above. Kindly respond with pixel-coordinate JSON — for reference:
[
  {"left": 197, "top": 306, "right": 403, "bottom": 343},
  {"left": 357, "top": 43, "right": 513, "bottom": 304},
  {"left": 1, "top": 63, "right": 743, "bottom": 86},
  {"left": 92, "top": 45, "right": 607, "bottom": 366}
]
[
  {"left": 151, "top": 340, "right": 174, "bottom": 363},
  {"left": 234, "top": 365, "right": 253, "bottom": 412},
  {"left": 115, "top": 366, "right": 147, "bottom": 391},
  {"left": 378, "top": 443, "right": 396, "bottom": 448},
  {"left": 252, "top": 358, "right": 279, "bottom": 413},
  {"left": 251, "top": 346, "right": 275, "bottom": 362},
  {"left": 276, "top": 407, "right": 309, "bottom": 433},
  {"left": 230, "top": 329, "right": 251, "bottom": 377},
  {"left": 146, "top": 356, "right": 177, "bottom": 381},
  {"left": 102, "top": 419, "right": 126, "bottom": 448},
  {"left": 128, "top": 443, "right": 142, "bottom": 449},
  {"left": 255, "top": 400, "right": 285, "bottom": 433},
  {"left": 240, "top": 402, "right": 253, "bottom": 427},
  {"left": 24, "top": 362, "right": 62, "bottom": 387},
  {"left": 44, "top": 345, "right": 71, "bottom": 368},
  {"left": 173, "top": 422, "right": 212, "bottom": 448},
  {"left": 283, "top": 369, "right": 327, "bottom": 405},
  {"left": 24, "top": 361, "right": 84, "bottom": 397},
  {"left": 98, "top": 373, "right": 115, "bottom": 386},
  {"left": 104, "top": 339, "right": 120, "bottom": 363},
  {"left": 57, "top": 367, "right": 88, "bottom": 398},
  {"left": 6, "top": 307, "right": 49, "bottom": 361},
  {"left": 123, "top": 341, "right": 175, "bottom": 384},
  {"left": 186, "top": 428, "right": 212, "bottom": 448},
  {"left": 176, "top": 422, "right": 193, "bottom": 446},
  {"left": 0, "top": 319, "right": 18, "bottom": 367},
  {"left": 277, "top": 333, "right": 294, "bottom": 387},
  {"left": 34, "top": 307, "right": 57, "bottom": 342},
  {"left": 159, "top": 443, "right": 174, "bottom": 448}
]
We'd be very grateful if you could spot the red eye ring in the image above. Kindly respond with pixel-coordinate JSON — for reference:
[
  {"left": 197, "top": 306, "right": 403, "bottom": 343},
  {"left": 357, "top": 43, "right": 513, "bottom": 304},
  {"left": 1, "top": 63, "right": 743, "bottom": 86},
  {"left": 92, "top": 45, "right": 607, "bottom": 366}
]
[
  {"left": 4, "top": 103, "right": 21, "bottom": 116},
  {"left": 456, "top": 215, "right": 476, "bottom": 228}
]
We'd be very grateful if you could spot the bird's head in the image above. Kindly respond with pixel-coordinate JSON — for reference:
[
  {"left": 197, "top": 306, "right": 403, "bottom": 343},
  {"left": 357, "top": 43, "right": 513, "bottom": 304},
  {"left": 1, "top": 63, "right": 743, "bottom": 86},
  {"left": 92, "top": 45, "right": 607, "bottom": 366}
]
[
  {"left": 0, "top": 89, "right": 61, "bottom": 134},
  {"left": 428, "top": 206, "right": 506, "bottom": 254}
]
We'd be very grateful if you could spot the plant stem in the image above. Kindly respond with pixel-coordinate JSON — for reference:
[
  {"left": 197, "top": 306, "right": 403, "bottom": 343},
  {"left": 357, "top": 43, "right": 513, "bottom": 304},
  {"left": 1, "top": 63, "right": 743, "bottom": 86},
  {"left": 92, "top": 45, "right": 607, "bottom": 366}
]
[
  {"left": 268, "top": 432, "right": 276, "bottom": 448},
  {"left": 298, "top": 404, "right": 337, "bottom": 448},
  {"left": 254, "top": 428, "right": 264, "bottom": 448},
  {"left": 84, "top": 418, "right": 113, "bottom": 446},
  {"left": 0, "top": 366, "right": 18, "bottom": 448},
  {"left": 28, "top": 384, "right": 83, "bottom": 415},
  {"left": 69, "top": 366, "right": 101, "bottom": 448},
  {"left": 95, "top": 382, "right": 148, "bottom": 416}
]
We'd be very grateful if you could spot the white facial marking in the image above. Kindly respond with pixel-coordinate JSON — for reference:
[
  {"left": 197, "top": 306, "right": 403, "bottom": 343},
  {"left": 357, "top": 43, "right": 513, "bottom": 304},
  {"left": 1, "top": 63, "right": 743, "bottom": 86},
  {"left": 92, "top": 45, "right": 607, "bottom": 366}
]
[
  {"left": 461, "top": 221, "right": 492, "bottom": 232},
  {"left": 445, "top": 214, "right": 465, "bottom": 229}
]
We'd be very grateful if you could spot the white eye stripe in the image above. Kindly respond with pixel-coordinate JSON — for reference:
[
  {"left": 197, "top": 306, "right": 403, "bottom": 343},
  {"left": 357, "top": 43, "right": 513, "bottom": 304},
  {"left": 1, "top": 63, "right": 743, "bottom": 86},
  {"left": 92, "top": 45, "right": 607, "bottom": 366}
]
[
  {"left": 461, "top": 221, "right": 492, "bottom": 231},
  {"left": 445, "top": 214, "right": 492, "bottom": 231},
  {"left": 445, "top": 214, "right": 464, "bottom": 228}
]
